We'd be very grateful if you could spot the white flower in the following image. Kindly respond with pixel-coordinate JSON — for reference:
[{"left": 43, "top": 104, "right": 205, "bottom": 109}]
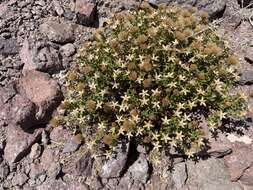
[
  {"left": 96, "top": 101, "right": 103, "bottom": 109},
  {"left": 161, "top": 134, "right": 171, "bottom": 143},
  {"left": 116, "top": 115, "right": 124, "bottom": 124},
  {"left": 88, "top": 81, "right": 97, "bottom": 91},
  {"left": 199, "top": 97, "right": 206, "bottom": 107},
  {"left": 162, "top": 116, "right": 170, "bottom": 125},
  {"left": 112, "top": 82, "right": 119, "bottom": 89},
  {"left": 98, "top": 122, "right": 106, "bottom": 130},
  {"left": 139, "top": 90, "right": 149, "bottom": 97},
  {"left": 152, "top": 101, "right": 160, "bottom": 109},
  {"left": 140, "top": 97, "right": 149, "bottom": 106},
  {"left": 121, "top": 94, "right": 130, "bottom": 102},
  {"left": 151, "top": 88, "right": 161, "bottom": 96},
  {"left": 144, "top": 121, "right": 153, "bottom": 130}
]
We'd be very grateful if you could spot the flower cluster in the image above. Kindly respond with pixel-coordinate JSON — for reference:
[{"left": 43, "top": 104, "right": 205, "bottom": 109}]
[{"left": 53, "top": 3, "right": 247, "bottom": 159}]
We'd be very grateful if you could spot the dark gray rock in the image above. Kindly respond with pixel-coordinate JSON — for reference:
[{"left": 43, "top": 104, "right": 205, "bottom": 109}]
[
  {"left": 0, "top": 38, "right": 19, "bottom": 56},
  {"left": 0, "top": 162, "right": 9, "bottom": 182},
  {"left": 40, "top": 19, "right": 75, "bottom": 44},
  {"left": 240, "top": 70, "right": 253, "bottom": 85}
]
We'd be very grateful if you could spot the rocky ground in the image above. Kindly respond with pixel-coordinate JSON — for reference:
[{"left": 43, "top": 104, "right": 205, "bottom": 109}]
[{"left": 0, "top": 0, "right": 253, "bottom": 189}]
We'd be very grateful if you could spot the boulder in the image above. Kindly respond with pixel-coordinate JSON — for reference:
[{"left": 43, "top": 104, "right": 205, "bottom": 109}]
[
  {"left": 71, "top": 0, "right": 97, "bottom": 26},
  {"left": 185, "top": 158, "right": 243, "bottom": 190},
  {"left": 18, "top": 70, "right": 63, "bottom": 122},
  {"left": 20, "top": 39, "right": 63, "bottom": 74},
  {"left": 40, "top": 19, "right": 75, "bottom": 44},
  {"left": 4, "top": 125, "right": 44, "bottom": 164}
]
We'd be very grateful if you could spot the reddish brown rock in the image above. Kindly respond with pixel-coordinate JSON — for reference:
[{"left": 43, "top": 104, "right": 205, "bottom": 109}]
[
  {"left": 4, "top": 125, "right": 44, "bottom": 164},
  {"left": 40, "top": 19, "right": 75, "bottom": 44},
  {"left": 18, "top": 70, "right": 63, "bottom": 122},
  {"left": 224, "top": 143, "right": 253, "bottom": 181},
  {"left": 240, "top": 166, "right": 253, "bottom": 186},
  {"left": 20, "top": 39, "right": 62, "bottom": 74},
  {"left": 49, "top": 126, "right": 72, "bottom": 143},
  {"left": 72, "top": 0, "right": 97, "bottom": 26}
]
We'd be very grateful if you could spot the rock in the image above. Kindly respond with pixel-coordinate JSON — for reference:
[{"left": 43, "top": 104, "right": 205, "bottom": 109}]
[
  {"left": 239, "top": 70, "right": 253, "bottom": 85},
  {"left": 41, "top": 148, "right": 59, "bottom": 171},
  {"left": 20, "top": 39, "right": 63, "bottom": 74},
  {"left": 52, "top": 0, "right": 64, "bottom": 16},
  {"left": 12, "top": 172, "right": 29, "bottom": 186},
  {"left": 224, "top": 143, "right": 253, "bottom": 181},
  {"left": 0, "top": 38, "right": 19, "bottom": 56},
  {"left": 0, "top": 162, "right": 9, "bottom": 182},
  {"left": 41, "top": 130, "right": 50, "bottom": 145},
  {"left": 7, "top": 94, "right": 37, "bottom": 130},
  {"left": 100, "top": 143, "right": 129, "bottom": 178},
  {"left": 72, "top": 0, "right": 97, "bottom": 26},
  {"left": 36, "top": 180, "right": 89, "bottom": 190},
  {"left": 148, "top": 0, "right": 226, "bottom": 20},
  {"left": 185, "top": 158, "right": 243, "bottom": 190},
  {"left": 172, "top": 162, "right": 187, "bottom": 189},
  {"left": 30, "top": 163, "right": 45, "bottom": 180},
  {"left": 47, "top": 162, "right": 62, "bottom": 179},
  {"left": 40, "top": 19, "right": 75, "bottom": 44},
  {"left": 60, "top": 43, "right": 76, "bottom": 57},
  {"left": 62, "top": 136, "right": 81, "bottom": 154},
  {"left": 0, "top": 3, "right": 8, "bottom": 18},
  {"left": 196, "top": 0, "right": 227, "bottom": 20},
  {"left": 4, "top": 125, "right": 44, "bottom": 164},
  {"left": 148, "top": 0, "right": 197, "bottom": 6},
  {"left": 128, "top": 155, "right": 150, "bottom": 184},
  {"left": 63, "top": 152, "right": 93, "bottom": 177},
  {"left": 29, "top": 143, "right": 42, "bottom": 159},
  {"left": 18, "top": 70, "right": 63, "bottom": 122},
  {"left": 50, "top": 126, "right": 72, "bottom": 143},
  {"left": 240, "top": 166, "right": 253, "bottom": 186},
  {"left": 245, "top": 48, "right": 253, "bottom": 64}
]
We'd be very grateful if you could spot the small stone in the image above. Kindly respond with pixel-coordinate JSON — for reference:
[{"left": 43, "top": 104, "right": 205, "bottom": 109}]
[
  {"left": 60, "top": 43, "right": 76, "bottom": 57},
  {"left": 63, "top": 152, "right": 93, "bottom": 177},
  {"left": 0, "top": 162, "right": 9, "bottom": 182},
  {"left": 62, "top": 136, "right": 81, "bottom": 154},
  {"left": 128, "top": 155, "right": 150, "bottom": 183},
  {"left": 50, "top": 126, "right": 72, "bottom": 143},
  {"left": 29, "top": 143, "right": 42, "bottom": 160},
  {"left": 40, "top": 19, "right": 75, "bottom": 44},
  {"left": 52, "top": 0, "right": 64, "bottom": 16},
  {"left": 12, "top": 172, "right": 29, "bottom": 186}
]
